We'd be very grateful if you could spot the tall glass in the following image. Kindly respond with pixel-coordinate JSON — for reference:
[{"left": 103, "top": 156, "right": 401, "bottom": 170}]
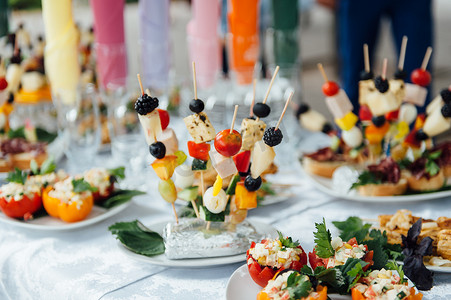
[
  {"left": 53, "top": 84, "right": 101, "bottom": 173},
  {"left": 104, "top": 79, "right": 149, "bottom": 190}
]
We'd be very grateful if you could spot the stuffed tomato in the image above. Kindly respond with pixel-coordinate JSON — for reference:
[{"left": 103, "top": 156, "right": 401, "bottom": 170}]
[
  {"left": 257, "top": 270, "right": 328, "bottom": 300},
  {"left": 83, "top": 168, "right": 116, "bottom": 202},
  {"left": 0, "top": 182, "right": 42, "bottom": 220},
  {"left": 351, "top": 269, "right": 422, "bottom": 300},
  {"left": 309, "top": 237, "right": 373, "bottom": 270},
  {"left": 247, "top": 233, "right": 308, "bottom": 287},
  {"left": 42, "top": 177, "right": 95, "bottom": 222}
]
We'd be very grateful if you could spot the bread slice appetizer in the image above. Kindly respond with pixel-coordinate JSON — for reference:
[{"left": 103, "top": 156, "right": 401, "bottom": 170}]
[
  {"left": 406, "top": 150, "right": 445, "bottom": 192},
  {"left": 351, "top": 157, "right": 407, "bottom": 196},
  {"left": 302, "top": 147, "right": 348, "bottom": 178}
]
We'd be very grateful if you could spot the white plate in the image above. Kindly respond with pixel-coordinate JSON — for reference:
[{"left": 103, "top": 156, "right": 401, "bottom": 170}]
[
  {"left": 425, "top": 264, "right": 451, "bottom": 273},
  {"left": 118, "top": 220, "right": 278, "bottom": 268},
  {"left": 301, "top": 165, "right": 451, "bottom": 203},
  {"left": 258, "top": 173, "right": 303, "bottom": 206},
  {"left": 0, "top": 202, "right": 131, "bottom": 231},
  {"left": 226, "top": 264, "right": 350, "bottom": 300}
]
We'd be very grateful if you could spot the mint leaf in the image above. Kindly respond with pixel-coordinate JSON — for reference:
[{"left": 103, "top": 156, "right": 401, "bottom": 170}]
[
  {"left": 313, "top": 218, "right": 334, "bottom": 258},
  {"left": 7, "top": 126, "right": 25, "bottom": 139},
  {"left": 277, "top": 231, "right": 300, "bottom": 248},
  {"left": 427, "top": 150, "right": 442, "bottom": 160},
  {"left": 35, "top": 127, "right": 58, "bottom": 143},
  {"left": 425, "top": 160, "right": 440, "bottom": 177},
  {"left": 109, "top": 220, "right": 165, "bottom": 256},
  {"left": 108, "top": 166, "right": 125, "bottom": 180},
  {"left": 72, "top": 178, "right": 98, "bottom": 193},
  {"left": 6, "top": 168, "right": 27, "bottom": 184}
]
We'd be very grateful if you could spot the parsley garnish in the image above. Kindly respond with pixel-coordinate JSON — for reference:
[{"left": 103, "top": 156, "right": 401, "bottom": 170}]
[
  {"left": 386, "top": 260, "right": 407, "bottom": 284},
  {"left": 277, "top": 231, "right": 300, "bottom": 249},
  {"left": 72, "top": 178, "right": 98, "bottom": 193},
  {"left": 347, "top": 261, "right": 370, "bottom": 291},
  {"left": 332, "top": 217, "right": 371, "bottom": 243},
  {"left": 6, "top": 168, "right": 27, "bottom": 185},
  {"left": 424, "top": 150, "right": 442, "bottom": 177},
  {"left": 313, "top": 218, "right": 334, "bottom": 258},
  {"left": 108, "top": 166, "right": 126, "bottom": 181}
]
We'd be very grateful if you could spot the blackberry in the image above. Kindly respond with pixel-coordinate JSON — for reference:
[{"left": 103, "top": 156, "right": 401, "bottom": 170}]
[
  {"left": 189, "top": 99, "right": 204, "bottom": 113},
  {"left": 244, "top": 175, "right": 262, "bottom": 191},
  {"left": 360, "top": 70, "right": 373, "bottom": 81},
  {"left": 441, "top": 104, "right": 451, "bottom": 118},
  {"left": 394, "top": 69, "right": 407, "bottom": 80},
  {"left": 372, "top": 115, "right": 386, "bottom": 127},
  {"left": 440, "top": 89, "right": 451, "bottom": 104},
  {"left": 263, "top": 127, "right": 283, "bottom": 147},
  {"left": 415, "top": 129, "right": 429, "bottom": 141},
  {"left": 295, "top": 103, "right": 310, "bottom": 118},
  {"left": 135, "top": 94, "right": 158, "bottom": 115},
  {"left": 321, "top": 123, "right": 333, "bottom": 134},
  {"left": 374, "top": 76, "right": 389, "bottom": 93},
  {"left": 149, "top": 142, "right": 166, "bottom": 159},
  {"left": 253, "top": 103, "right": 271, "bottom": 118}
]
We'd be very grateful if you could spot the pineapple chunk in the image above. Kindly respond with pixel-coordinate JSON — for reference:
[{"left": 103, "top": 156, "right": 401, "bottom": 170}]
[
  {"left": 138, "top": 110, "right": 162, "bottom": 145},
  {"left": 250, "top": 141, "right": 275, "bottom": 178}
]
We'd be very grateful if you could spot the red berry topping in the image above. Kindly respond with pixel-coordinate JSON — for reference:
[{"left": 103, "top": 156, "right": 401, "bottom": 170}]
[
  {"left": 322, "top": 81, "right": 340, "bottom": 96},
  {"left": 359, "top": 105, "right": 372, "bottom": 121},
  {"left": 157, "top": 109, "right": 170, "bottom": 130},
  {"left": 411, "top": 69, "right": 431, "bottom": 87},
  {"left": 0, "top": 78, "right": 7, "bottom": 90}
]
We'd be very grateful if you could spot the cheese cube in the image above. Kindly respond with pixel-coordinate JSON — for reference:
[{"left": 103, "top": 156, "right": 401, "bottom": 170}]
[
  {"left": 299, "top": 109, "right": 327, "bottom": 132},
  {"left": 240, "top": 118, "right": 266, "bottom": 150},
  {"left": 210, "top": 150, "right": 237, "bottom": 178},
  {"left": 183, "top": 112, "right": 216, "bottom": 144},
  {"left": 389, "top": 79, "right": 405, "bottom": 107},
  {"left": 335, "top": 111, "right": 358, "bottom": 131},
  {"left": 423, "top": 108, "right": 451, "bottom": 137},
  {"left": 21, "top": 71, "right": 46, "bottom": 92},
  {"left": 367, "top": 91, "right": 399, "bottom": 116},
  {"left": 325, "top": 89, "right": 353, "bottom": 119},
  {"left": 426, "top": 95, "right": 443, "bottom": 115},
  {"left": 358, "top": 79, "right": 375, "bottom": 105},
  {"left": 250, "top": 141, "right": 275, "bottom": 178},
  {"left": 404, "top": 83, "right": 427, "bottom": 106},
  {"left": 6, "top": 64, "right": 23, "bottom": 93},
  {"left": 138, "top": 110, "right": 162, "bottom": 145},
  {"left": 157, "top": 128, "right": 178, "bottom": 155}
]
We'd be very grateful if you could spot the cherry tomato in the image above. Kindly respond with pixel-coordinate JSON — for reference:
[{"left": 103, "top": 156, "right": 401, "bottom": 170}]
[
  {"left": 246, "top": 240, "right": 307, "bottom": 287},
  {"left": 411, "top": 69, "right": 431, "bottom": 87},
  {"left": 0, "top": 192, "right": 42, "bottom": 220},
  {"left": 385, "top": 109, "right": 399, "bottom": 122},
  {"left": 214, "top": 129, "right": 242, "bottom": 157},
  {"left": 233, "top": 150, "right": 251, "bottom": 173},
  {"left": 308, "top": 250, "right": 326, "bottom": 270},
  {"left": 0, "top": 77, "right": 7, "bottom": 90},
  {"left": 359, "top": 105, "right": 372, "bottom": 121},
  {"left": 157, "top": 109, "right": 170, "bottom": 130},
  {"left": 187, "top": 141, "right": 210, "bottom": 161},
  {"left": 322, "top": 81, "right": 340, "bottom": 97}
]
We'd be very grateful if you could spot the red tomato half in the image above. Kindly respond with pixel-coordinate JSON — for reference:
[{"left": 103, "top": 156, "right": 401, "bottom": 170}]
[
  {"left": 246, "top": 240, "right": 308, "bottom": 287},
  {"left": 92, "top": 182, "right": 114, "bottom": 203},
  {"left": 0, "top": 192, "right": 42, "bottom": 220},
  {"left": 233, "top": 150, "right": 251, "bottom": 173},
  {"left": 187, "top": 141, "right": 210, "bottom": 161},
  {"left": 214, "top": 129, "right": 242, "bottom": 157}
]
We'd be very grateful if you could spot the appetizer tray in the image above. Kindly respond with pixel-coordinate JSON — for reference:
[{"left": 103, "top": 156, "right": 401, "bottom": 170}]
[
  {"left": 117, "top": 219, "right": 278, "bottom": 268},
  {"left": 301, "top": 166, "right": 451, "bottom": 203},
  {"left": 0, "top": 201, "right": 131, "bottom": 231}
]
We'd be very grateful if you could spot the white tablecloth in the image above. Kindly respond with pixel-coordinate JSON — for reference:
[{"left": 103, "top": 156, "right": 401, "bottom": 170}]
[{"left": 1, "top": 141, "right": 450, "bottom": 299}]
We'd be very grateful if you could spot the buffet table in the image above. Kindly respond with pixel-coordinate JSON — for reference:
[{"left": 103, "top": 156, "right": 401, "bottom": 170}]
[{"left": 0, "top": 159, "right": 450, "bottom": 300}]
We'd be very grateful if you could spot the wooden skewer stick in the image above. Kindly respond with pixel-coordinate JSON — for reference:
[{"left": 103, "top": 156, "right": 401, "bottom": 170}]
[
  {"left": 317, "top": 63, "right": 329, "bottom": 83},
  {"left": 275, "top": 92, "right": 293, "bottom": 131},
  {"left": 192, "top": 61, "right": 198, "bottom": 100},
  {"left": 230, "top": 105, "right": 239, "bottom": 134},
  {"left": 137, "top": 74, "right": 144, "bottom": 95},
  {"left": 250, "top": 79, "right": 256, "bottom": 117},
  {"left": 171, "top": 202, "right": 179, "bottom": 224},
  {"left": 421, "top": 47, "right": 433, "bottom": 71},
  {"left": 398, "top": 36, "right": 408, "bottom": 70},
  {"left": 191, "top": 199, "right": 200, "bottom": 219},
  {"left": 381, "top": 58, "right": 388, "bottom": 80},
  {"left": 363, "top": 44, "right": 370, "bottom": 73},
  {"left": 145, "top": 88, "right": 152, "bottom": 97},
  {"left": 262, "top": 66, "right": 280, "bottom": 104}
]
